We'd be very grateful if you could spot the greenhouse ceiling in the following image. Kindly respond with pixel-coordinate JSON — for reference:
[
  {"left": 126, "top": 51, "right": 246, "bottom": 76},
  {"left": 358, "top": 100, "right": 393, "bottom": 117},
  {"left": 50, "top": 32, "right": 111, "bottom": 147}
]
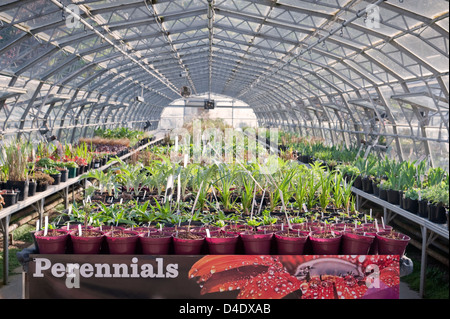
[{"left": 0, "top": 0, "right": 449, "bottom": 164}]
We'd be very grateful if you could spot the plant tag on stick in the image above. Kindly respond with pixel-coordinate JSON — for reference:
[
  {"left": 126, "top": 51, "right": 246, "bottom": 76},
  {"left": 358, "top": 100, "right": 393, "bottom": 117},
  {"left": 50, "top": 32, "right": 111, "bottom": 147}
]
[
  {"left": 43, "top": 216, "right": 49, "bottom": 236},
  {"left": 206, "top": 229, "right": 211, "bottom": 238},
  {"left": 279, "top": 190, "right": 291, "bottom": 229},
  {"left": 177, "top": 174, "right": 181, "bottom": 204},
  {"left": 164, "top": 174, "right": 174, "bottom": 203},
  {"left": 78, "top": 224, "right": 82, "bottom": 236},
  {"left": 184, "top": 154, "right": 189, "bottom": 168}
]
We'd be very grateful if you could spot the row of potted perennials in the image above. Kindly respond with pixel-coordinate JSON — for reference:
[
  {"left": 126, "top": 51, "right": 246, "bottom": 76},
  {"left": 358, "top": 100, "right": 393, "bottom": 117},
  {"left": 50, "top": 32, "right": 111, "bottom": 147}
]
[
  {"left": 341, "top": 157, "right": 449, "bottom": 228},
  {"left": 33, "top": 219, "right": 410, "bottom": 257},
  {"left": 0, "top": 133, "right": 155, "bottom": 209},
  {"left": 277, "top": 131, "right": 448, "bottom": 228}
]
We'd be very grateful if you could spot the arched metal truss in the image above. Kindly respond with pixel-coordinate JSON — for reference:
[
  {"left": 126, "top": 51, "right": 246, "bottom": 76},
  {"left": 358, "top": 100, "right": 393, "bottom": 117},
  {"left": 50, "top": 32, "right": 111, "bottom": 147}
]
[{"left": 0, "top": 0, "right": 448, "bottom": 167}]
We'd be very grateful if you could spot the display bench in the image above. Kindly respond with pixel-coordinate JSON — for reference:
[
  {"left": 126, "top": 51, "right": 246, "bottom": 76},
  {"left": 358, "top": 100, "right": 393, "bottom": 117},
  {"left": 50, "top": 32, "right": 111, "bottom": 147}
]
[
  {"left": 352, "top": 186, "right": 449, "bottom": 298},
  {"left": 0, "top": 134, "right": 164, "bottom": 285},
  {"left": 21, "top": 253, "right": 400, "bottom": 299}
]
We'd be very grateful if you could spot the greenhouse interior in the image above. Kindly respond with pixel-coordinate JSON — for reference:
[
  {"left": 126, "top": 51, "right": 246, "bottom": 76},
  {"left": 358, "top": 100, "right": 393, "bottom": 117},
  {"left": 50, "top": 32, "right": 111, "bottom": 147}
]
[{"left": 0, "top": 0, "right": 448, "bottom": 301}]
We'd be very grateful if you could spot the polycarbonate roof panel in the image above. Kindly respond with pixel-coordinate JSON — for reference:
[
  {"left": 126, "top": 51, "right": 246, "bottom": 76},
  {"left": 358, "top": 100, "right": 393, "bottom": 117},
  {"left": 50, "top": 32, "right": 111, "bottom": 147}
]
[{"left": 0, "top": 0, "right": 448, "bottom": 140}]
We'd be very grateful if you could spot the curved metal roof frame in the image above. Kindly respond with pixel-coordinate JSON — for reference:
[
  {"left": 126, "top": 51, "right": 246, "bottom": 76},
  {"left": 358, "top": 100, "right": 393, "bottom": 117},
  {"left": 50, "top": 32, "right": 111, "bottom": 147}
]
[{"left": 0, "top": 0, "right": 449, "bottom": 166}]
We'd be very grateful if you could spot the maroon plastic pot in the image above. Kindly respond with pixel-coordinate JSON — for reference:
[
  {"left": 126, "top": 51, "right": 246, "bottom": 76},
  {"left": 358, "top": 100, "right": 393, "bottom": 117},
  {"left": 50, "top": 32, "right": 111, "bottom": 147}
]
[
  {"left": 309, "top": 230, "right": 342, "bottom": 255},
  {"left": 172, "top": 233, "right": 205, "bottom": 255},
  {"left": 274, "top": 230, "right": 308, "bottom": 255},
  {"left": 376, "top": 231, "right": 410, "bottom": 256},
  {"left": 363, "top": 225, "right": 393, "bottom": 255},
  {"left": 139, "top": 231, "right": 173, "bottom": 255},
  {"left": 70, "top": 230, "right": 105, "bottom": 254},
  {"left": 341, "top": 231, "right": 375, "bottom": 255},
  {"left": 34, "top": 229, "right": 70, "bottom": 254},
  {"left": 105, "top": 230, "right": 139, "bottom": 254},
  {"left": 239, "top": 232, "right": 273, "bottom": 255},
  {"left": 205, "top": 232, "right": 239, "bottom": 255}
]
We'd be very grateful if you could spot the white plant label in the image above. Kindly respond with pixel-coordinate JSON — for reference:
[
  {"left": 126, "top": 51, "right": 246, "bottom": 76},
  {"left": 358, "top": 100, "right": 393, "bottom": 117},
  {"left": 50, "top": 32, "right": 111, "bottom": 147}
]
[
  {"left": 184, "top": 154, "right": 189, "bottom": 168},
  {"left": 78, "top": 224, "right": 82, "bottom": 236},
  {"left": 303, "top": 203, "right": 308, "bottom": 212},
  {"left": 36, "top": 220, "right": 40, "bottom": 232},
  {"left": 205, "top": 229, "right": 211, "bottom": 238},
  {"left": 177, "top": 174, "right": 181, "bottom": 204},
  {"left": 165, "top": 174, "right": 174, "bottom": 203},
  {"left": 44, "top": 216, "right": 48, "bottom": 236}
]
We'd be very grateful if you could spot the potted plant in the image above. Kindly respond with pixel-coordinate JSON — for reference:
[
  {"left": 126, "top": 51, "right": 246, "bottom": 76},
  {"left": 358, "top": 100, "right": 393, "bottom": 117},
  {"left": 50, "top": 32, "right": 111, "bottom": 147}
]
[
  {"left": 239, "top": 218, "right": 273, "bottom": 255},
  {"left": 172, "top": 230, "right": 205, "bottom": 255},
  {"left": 54, "top": 162, "right": 69, "bottom": 183},
  {"left": 341, "top": 228, "right": 375, "bottom": 255},
  {"left": 64, "top": 161, "right": 79, "bottom": 178},
  {"left": 376, "top": 230, "right": 410, "bottom": 256},
  {"left": 34, "top": 171, "right": 54, "bottom": 192},
  {"left": 3, "top": 139, "right": 30, "bottom": 201},
  {"left": 0, "top": 189, "right": 18, "bottom": 207},
  {"left": 404, "top": 188, "right": 420, "bottom": 214},
  {"left": 309, "top": 225, "right": 342, "bottom": 255},
  {"left": 69, "top": 203, "right": 105, "bottom": 254},
  {"left": 139, "top": 230, "right": 173, "bottom": 255},
  {"left": 44, "top": 168, "right": 61, "bottom": 185},
  {"left": 426, "top": 184, "right": 448, "bottom": 224},
  {"left": 274, "top": 228, "right": 308, "bottom": 255},
  {"left": 34, "top": 227, "right": 70, "bottom": 254},
  {"left": 104, "top": 228, "right": 139, "bottom": 254},
  {"left": 205, "top": 228, "right": 240, "bottom": 255}
]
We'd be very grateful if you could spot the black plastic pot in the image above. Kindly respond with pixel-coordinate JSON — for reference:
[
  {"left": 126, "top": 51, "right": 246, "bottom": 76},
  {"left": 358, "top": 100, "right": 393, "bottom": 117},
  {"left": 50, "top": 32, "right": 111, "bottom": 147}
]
[
  {"left": 428, "top": 203, "right": 447, "bottom": 224},
  {"left": 6, "top": 180, "right": 29, "bottom": 201},
  {"left": 50, "top": 173, "right": 61, "bottom": 186},
  {"left": 1, "top": 191, "right": 18, "bottom": 207},
  {"left": 353, "top": 175, "right": 362, "bottom": 189},
  {"left": 379, "top": 188, "right": 388, "bottom": 201},
  {"left": 387, "top": 189, "right": 400, "bottom": 205},
  {"left": 400, "top": 194, "right": 407, "bottom": 209},
  {"left": 418, "top": 200, "right": 429, "bottom": 218},
  {"left": 28, "top": 181, "right": 37, "bottom": 197},
  {"left": 406, "top": 198, "right": 419, "bottom": 214},
  {"left": 60, "top": 170, "right": 68, "bottom": 183},
  {"left": 36, "top": 182, "right": 49, "bottom": 193},
  {"left": 372, "top": 181, "right": 380, "bottom": 197},
  {"left": 362, "top": 177, "right": 373, "bottom": 193},
  {"left": 93, "top": 160, "right": 101, "bottom": 169}
]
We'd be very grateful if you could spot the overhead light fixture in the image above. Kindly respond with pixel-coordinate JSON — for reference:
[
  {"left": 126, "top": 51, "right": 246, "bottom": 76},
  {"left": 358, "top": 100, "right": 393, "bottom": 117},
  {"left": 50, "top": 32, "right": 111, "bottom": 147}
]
[
  {"left": 181, "top": 86, "right": 191, "bottom": 98},
  {"left": 204, "top": 100, "right": 215, "bottom": 110},
  {"left": 39, "top": 124, "right": 50, "bottom": 136}
]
